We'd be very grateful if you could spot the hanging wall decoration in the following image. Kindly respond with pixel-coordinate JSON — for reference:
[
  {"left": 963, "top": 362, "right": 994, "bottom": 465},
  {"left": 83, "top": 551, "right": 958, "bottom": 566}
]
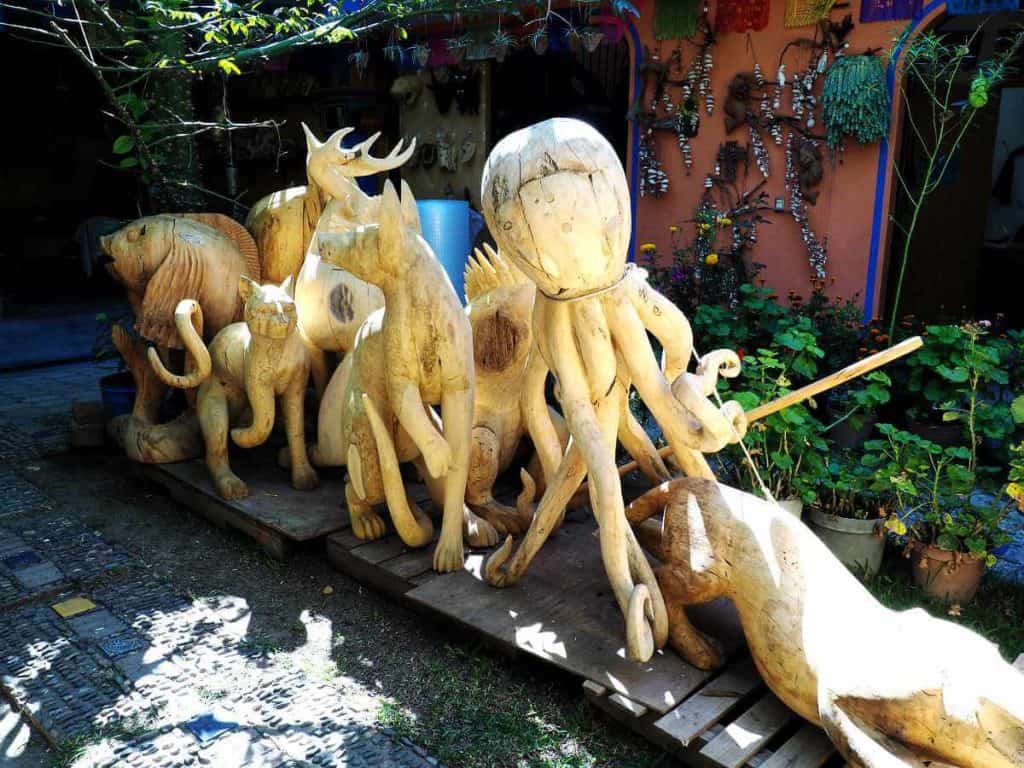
[
  {"left": 654, "top": 0, "right": 702, "bottom": 39},
  {"left": 716, "top": 0, "right": 770, "bottom": 33},
  {"left": 859, "top": 0, "right": 921, "bottom": 22},
  {"left": 785, "top": 0, "right": 835, "bottom": 28},
  {"left": 822, "top": 53, "right": 890, "bottom": 150}
]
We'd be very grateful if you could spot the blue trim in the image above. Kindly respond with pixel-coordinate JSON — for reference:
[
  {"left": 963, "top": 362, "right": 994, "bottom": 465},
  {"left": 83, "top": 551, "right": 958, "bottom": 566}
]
[
  {"left": 863, "top": 0, "right": 945, "bottom": 323},
  {"left": 625, "top": 19, "right": 642, "bottom": 259}
]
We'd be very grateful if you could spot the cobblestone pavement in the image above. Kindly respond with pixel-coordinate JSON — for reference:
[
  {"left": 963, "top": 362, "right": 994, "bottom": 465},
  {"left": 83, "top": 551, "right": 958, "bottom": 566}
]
[{"left": 0, "top": 362, "right": 445, "bottom": 768}]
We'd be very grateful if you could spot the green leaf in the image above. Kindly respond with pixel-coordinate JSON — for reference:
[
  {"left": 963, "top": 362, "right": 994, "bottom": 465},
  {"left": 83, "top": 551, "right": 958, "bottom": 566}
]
[
  {"left": 1012, "top": 395, "right": 1024, "bottom": 424},
  {"left": 218, "top": 58, "right": 242, "bottom": 76},
  {"left": 118, "top": 157, "right": 139, "bottom": 168},
  {"left": 112, "top": 135, "right": 135, "bottom": 154}
]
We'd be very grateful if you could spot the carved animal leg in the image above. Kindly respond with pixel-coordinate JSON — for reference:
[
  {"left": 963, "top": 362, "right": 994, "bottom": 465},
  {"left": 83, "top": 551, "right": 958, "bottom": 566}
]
[
  {"left": 198, "top": 380, "right": 247, "bottom": 500},
  {"left": 656, "top": 564, "right": 724, "bottom": 670},
  {"left": 521, "top": 344, "right": 562, "bottom": 488},
  {"left": 818, "top": 688, "right": 933, "bottom": 768},
  {"left": 232, "top": 374, "right": 276, "bottom": 449},
  {"left": 467, "top": 425, "right": 529, "bottom": 535},
  {"left": 391, "top": 376, "right": 451, "bottom": 480},
  {"left": 308, "top": 345, "right": 330, "bottom": 400},
  {"left": 346, "top": 480, "right": 387, "bottom": 541},
  {"left": 434, "top": 386, "right": 490, "bottom": 571},
  {"left": 281, "top": 376, "right": 319, "bottom": 491},
  {"left": 362, "top": 394, "right": 434, "bottom": 548},
  {"left": 413, "top": 455, "right": 496, "bottom": 548},
  {"left": 618, "top": 393, "right": 671, "bottom": 484},
  {"left": 112, "top": 325, "right": 166, "bottom": 424},
  {"left": 603, "top": 296, "right": 713, "bottom": 478}
]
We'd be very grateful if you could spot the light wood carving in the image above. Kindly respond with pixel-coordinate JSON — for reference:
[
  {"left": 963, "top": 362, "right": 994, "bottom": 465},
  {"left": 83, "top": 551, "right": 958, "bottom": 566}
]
[
  {"left": 627, "top": 477, "right": 1024, "bottom": 768},
  {"left": 479, "top": 118, "right": 747, "bottom": 662},
  {"left": 246, "top": 182, "right": 326, "bottom": 285},
  {"left": 148, "top": 277, "right": 318, "bottom": 499},
  {"left": 101, "top": 215, "right": 253, "bottom": 349},
  {"left": 317, "top": 180, "right": 489, "bottom": 572},
  {"left": 293, "top": 125, "right": 416, "bottom": 395}
]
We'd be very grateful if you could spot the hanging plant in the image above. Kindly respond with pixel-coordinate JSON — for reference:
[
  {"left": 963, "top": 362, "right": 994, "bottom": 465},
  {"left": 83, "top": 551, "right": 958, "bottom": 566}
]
[
  {"left": 348, "top": 49, "right": 369, "bottom": 77},
  {"left": 528, "top": 26, "right": 549, "bottom": 55},
  {"left": 412, "top": 43, "right": 431, "bottom": 67},
  {"left": 565, "top": 26, "right": 582, "bottom": 54},
  {"left": 581, "top": 26, "right": 604, "bottom": 53},
  {"left": 446, "top": 34, "right": 473, "bottom": 64},
  {"left": 384, "top": 43, "right": 404, "bottom": 64},
  {"left": 490, "top": 30, "right": 516, "bottom": 62},
  {"left": 822, "top": 54, "right": 890, "bottom": 150}
]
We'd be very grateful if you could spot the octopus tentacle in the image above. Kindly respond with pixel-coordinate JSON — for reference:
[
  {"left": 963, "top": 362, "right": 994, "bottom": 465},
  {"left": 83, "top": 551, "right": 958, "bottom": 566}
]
[
  {"left": 603, "top": 291, "right": 714, "bottom": 478},
  {"left": 521, "top": 342, "right": 561, "bottom": 487},
  {"left": 695, "top": 349, "right": 742, "bottom": 395},
  {"left": 624, "top": 269, "right": 692, "bottom": 382}
]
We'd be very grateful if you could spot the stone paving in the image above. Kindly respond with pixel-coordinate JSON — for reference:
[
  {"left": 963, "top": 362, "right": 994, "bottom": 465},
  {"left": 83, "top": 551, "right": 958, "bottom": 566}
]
[{"left": 0, "top": 361, "right": 445, "bottom": 768}]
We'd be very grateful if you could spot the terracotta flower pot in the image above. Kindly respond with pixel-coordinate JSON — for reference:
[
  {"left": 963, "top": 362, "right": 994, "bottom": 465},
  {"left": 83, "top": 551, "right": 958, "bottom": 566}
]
[
  {"left": 808, "top": 508, "right": 885, "bottom": 576},
  {"left": 910, "top": 543, "right": 985, "bottom": 604}
]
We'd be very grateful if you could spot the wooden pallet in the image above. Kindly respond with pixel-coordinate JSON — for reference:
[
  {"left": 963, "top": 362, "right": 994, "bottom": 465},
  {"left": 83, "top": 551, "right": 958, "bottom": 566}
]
[
  {"left": 324, "top": 506, "right": 840, "bottom": 767},
  {"left": 140, "top": 450, "right": 349, "bottom": 560}
]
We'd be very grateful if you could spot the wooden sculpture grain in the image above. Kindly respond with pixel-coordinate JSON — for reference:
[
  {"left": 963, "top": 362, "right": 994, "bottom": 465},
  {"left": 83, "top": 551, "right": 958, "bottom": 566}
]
[
  {"left": 626, "top": 477, "right": 1024, "bottom": 768},
  {"left": 480, "top": 118, "right": 747, "bottom": 662},
  {"left": 148, "top": 277, "right": 318, "bottom": 499},
  {"left": 318, "top": 180, "right": 494, "bottom": 572},
  {"left": 293, "top": 125, "right": 416, "bottom": 395}
]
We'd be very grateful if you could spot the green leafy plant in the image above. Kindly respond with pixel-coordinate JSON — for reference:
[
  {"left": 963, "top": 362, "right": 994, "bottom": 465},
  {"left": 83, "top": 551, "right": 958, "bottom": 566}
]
[
  {"left": 886, "top": 25, "right": 1024, "bottom": 337},
  {"left": 822, "top": 53, "right": 890, "bottom": 150},
  {"left": 817, "top": 450, "right": 880, "bottom": 520},
  {"left": 721, "top": 322, "right": 828, "bottom": 504},
  {"left": 864, "top": 424, "right": 1015, "bottom": 566}
]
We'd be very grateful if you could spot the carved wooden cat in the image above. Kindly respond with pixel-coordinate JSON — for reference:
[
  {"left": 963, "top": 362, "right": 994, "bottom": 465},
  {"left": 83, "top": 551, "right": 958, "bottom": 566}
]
[
  {"left": 317, "top": 180, "right": 488, "bottom": 572},
  {"left": 148, "top": 277, "right": 318, "bottom": 499}
]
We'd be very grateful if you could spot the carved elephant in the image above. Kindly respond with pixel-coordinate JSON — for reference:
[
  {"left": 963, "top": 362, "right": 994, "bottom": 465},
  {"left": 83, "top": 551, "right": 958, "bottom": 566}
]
[
  {"left": 246, "top": 182, "right": 327, "bottom": 285},
  {"left": 101, "top": 214, "right": 257, "bottom": 349}
]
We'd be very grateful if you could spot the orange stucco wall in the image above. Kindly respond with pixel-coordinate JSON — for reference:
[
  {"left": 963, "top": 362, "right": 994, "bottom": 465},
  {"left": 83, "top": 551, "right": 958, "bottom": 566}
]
[{"left": 626, "top": 0, "right": 910, "bottom": 310}]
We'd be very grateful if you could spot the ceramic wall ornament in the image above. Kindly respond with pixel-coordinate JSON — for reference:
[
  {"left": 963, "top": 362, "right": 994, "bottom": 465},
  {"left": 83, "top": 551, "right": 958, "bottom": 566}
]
[
  {"left": 480, "top": 118, "right": 747, "bottom": 662},
  {"left": 390, "top": 74, "right": 424, "bottom": 108},
  {"left": 317, "top": 181, "right": 493, "bottom": 573},
  {"left": 294, "top": 124, "right": 416, "bottom": 395},
  {"left": 626, "top": 477, "right": 1024, "bottom": 768},
  {"left": 148, "top": 277, "right": 318, "bottom": 500}
]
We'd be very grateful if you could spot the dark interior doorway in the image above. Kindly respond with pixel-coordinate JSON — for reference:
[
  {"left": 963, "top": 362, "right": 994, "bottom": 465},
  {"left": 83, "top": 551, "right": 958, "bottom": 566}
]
[
  {"left": 885, "top": 12, "right": 1024, "bottom": 324},
  {"left": 491, "top": 31, "right": 632, "bottom": 165}
]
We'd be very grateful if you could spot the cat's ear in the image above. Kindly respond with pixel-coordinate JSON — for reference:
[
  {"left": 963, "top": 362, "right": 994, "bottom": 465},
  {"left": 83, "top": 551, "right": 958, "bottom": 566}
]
[
  {"left": 280, "top": 275, "right": 294, "bottom": 298},
  {"left": 377, "top": 180, "right": 405, "bottom": 254},
  {"left": 400, "top": 180, "right": 421, "bottom": 234},
  {"left": 239, "top": 274, "right": 259, "bottom": 302}
]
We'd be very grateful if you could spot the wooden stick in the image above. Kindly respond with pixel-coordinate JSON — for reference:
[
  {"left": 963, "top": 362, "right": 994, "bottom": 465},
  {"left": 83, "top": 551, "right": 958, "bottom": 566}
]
[{"left": 616, "top": 336, "right": 922, "bottom": 478}]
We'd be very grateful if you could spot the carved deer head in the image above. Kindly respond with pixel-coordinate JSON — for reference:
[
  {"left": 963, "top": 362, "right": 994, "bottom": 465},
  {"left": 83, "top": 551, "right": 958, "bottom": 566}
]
[{"left": 302, "top": 124, "right": 416, "bottom": 202}]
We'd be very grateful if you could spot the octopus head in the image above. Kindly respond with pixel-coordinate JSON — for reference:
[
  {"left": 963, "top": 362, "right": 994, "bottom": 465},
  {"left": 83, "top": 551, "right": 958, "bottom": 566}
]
[{"left": 481, "top": 118, "right": 630, "bottom": 300}]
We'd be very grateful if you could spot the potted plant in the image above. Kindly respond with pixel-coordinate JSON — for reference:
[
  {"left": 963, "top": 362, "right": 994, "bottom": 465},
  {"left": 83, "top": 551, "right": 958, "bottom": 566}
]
[
  {"left": 808, "top": 451, "right": 889, "bottom": 575},
  {"left": 824, "top": 370, "right": 891, "bottom": 450},
  {"left": 94, "top": 312, "right": 136, "bottom": 417},
  {"left": 725, "top": 323, "right": 829, "bottom": 518},
  {"left": 863, "top": 424, "right": 1017, "bottom": 604}
]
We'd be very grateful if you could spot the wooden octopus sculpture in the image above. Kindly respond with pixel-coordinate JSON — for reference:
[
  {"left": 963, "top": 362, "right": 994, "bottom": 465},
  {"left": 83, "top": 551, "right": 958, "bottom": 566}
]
[
  {"left": 480, "top": 118, "right": 747, "bottom": 662},
  {"left": 627, "top": 478, "right": 1024, "bottom": 768}
]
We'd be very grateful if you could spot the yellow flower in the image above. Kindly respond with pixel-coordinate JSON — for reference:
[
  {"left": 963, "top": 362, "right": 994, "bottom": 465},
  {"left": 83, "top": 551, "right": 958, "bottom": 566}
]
[
  {"left": 669, "top": 225, "right": 680, "bottom": 234},
  {"left": 705, "top": 253, "right": 719, "bottom": 265},
  {"left": 717, "top": 217, "right": 733, "bottom": 226},
  {"left": 640, "top": 242, "right": 657, "bottom": 254},
  {"left": 698, "top": 223, "right": 711, "bottom": 232}
]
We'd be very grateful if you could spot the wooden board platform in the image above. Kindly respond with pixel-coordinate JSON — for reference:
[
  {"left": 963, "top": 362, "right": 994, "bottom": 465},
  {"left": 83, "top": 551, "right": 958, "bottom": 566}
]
[
  {"left": 141, "top": 450, "right": 349, "bottom": 560},
  {"left": 147, "top": 464, "right": 841, "bottom": 767}
]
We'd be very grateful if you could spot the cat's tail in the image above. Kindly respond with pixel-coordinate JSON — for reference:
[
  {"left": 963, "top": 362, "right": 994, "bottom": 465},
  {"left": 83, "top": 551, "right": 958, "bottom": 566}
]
[
  {"left": 147, "top": 299, "right": 212, "bottom": 390},
  {"left": 361, "top": 393, "right": 435, "bottom": 548}
]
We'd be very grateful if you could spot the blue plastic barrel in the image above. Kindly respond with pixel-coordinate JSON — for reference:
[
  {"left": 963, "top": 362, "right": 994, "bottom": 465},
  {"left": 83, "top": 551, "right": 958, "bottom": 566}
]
[{"left": 416, "top": 199, "right": 470, "bottom": 303}]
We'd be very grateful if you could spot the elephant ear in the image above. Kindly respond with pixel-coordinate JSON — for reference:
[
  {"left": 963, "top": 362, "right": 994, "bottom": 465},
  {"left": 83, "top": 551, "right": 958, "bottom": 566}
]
[{"left": 136, "top": 246, "right": 203, "bottom": 349}]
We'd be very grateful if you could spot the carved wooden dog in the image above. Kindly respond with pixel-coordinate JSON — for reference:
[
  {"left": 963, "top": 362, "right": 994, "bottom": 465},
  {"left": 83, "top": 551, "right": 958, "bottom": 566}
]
[
  {"left": 149, "top": 277, "right": 318, "bottom": 500},
  {"left": 627, "top": 478, "right": 1024, "bottom": 768},
  {"left": 318, "top": 181, "right": 492, "bottom": 572}
]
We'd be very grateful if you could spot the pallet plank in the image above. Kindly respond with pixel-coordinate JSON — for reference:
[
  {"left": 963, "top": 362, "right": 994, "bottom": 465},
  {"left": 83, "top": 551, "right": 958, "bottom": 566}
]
[
  {"left": 652, "top": 657, "right": 762, "bottom": 748},
  {"left": 700, "top": 693, "right": 793, "bottom": 768},
  {"left": 405, "top": 521, "right": 725, "bottom": 715},
  {"left": 759, "top": 724, "right": 835, "bottom": 768}
]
